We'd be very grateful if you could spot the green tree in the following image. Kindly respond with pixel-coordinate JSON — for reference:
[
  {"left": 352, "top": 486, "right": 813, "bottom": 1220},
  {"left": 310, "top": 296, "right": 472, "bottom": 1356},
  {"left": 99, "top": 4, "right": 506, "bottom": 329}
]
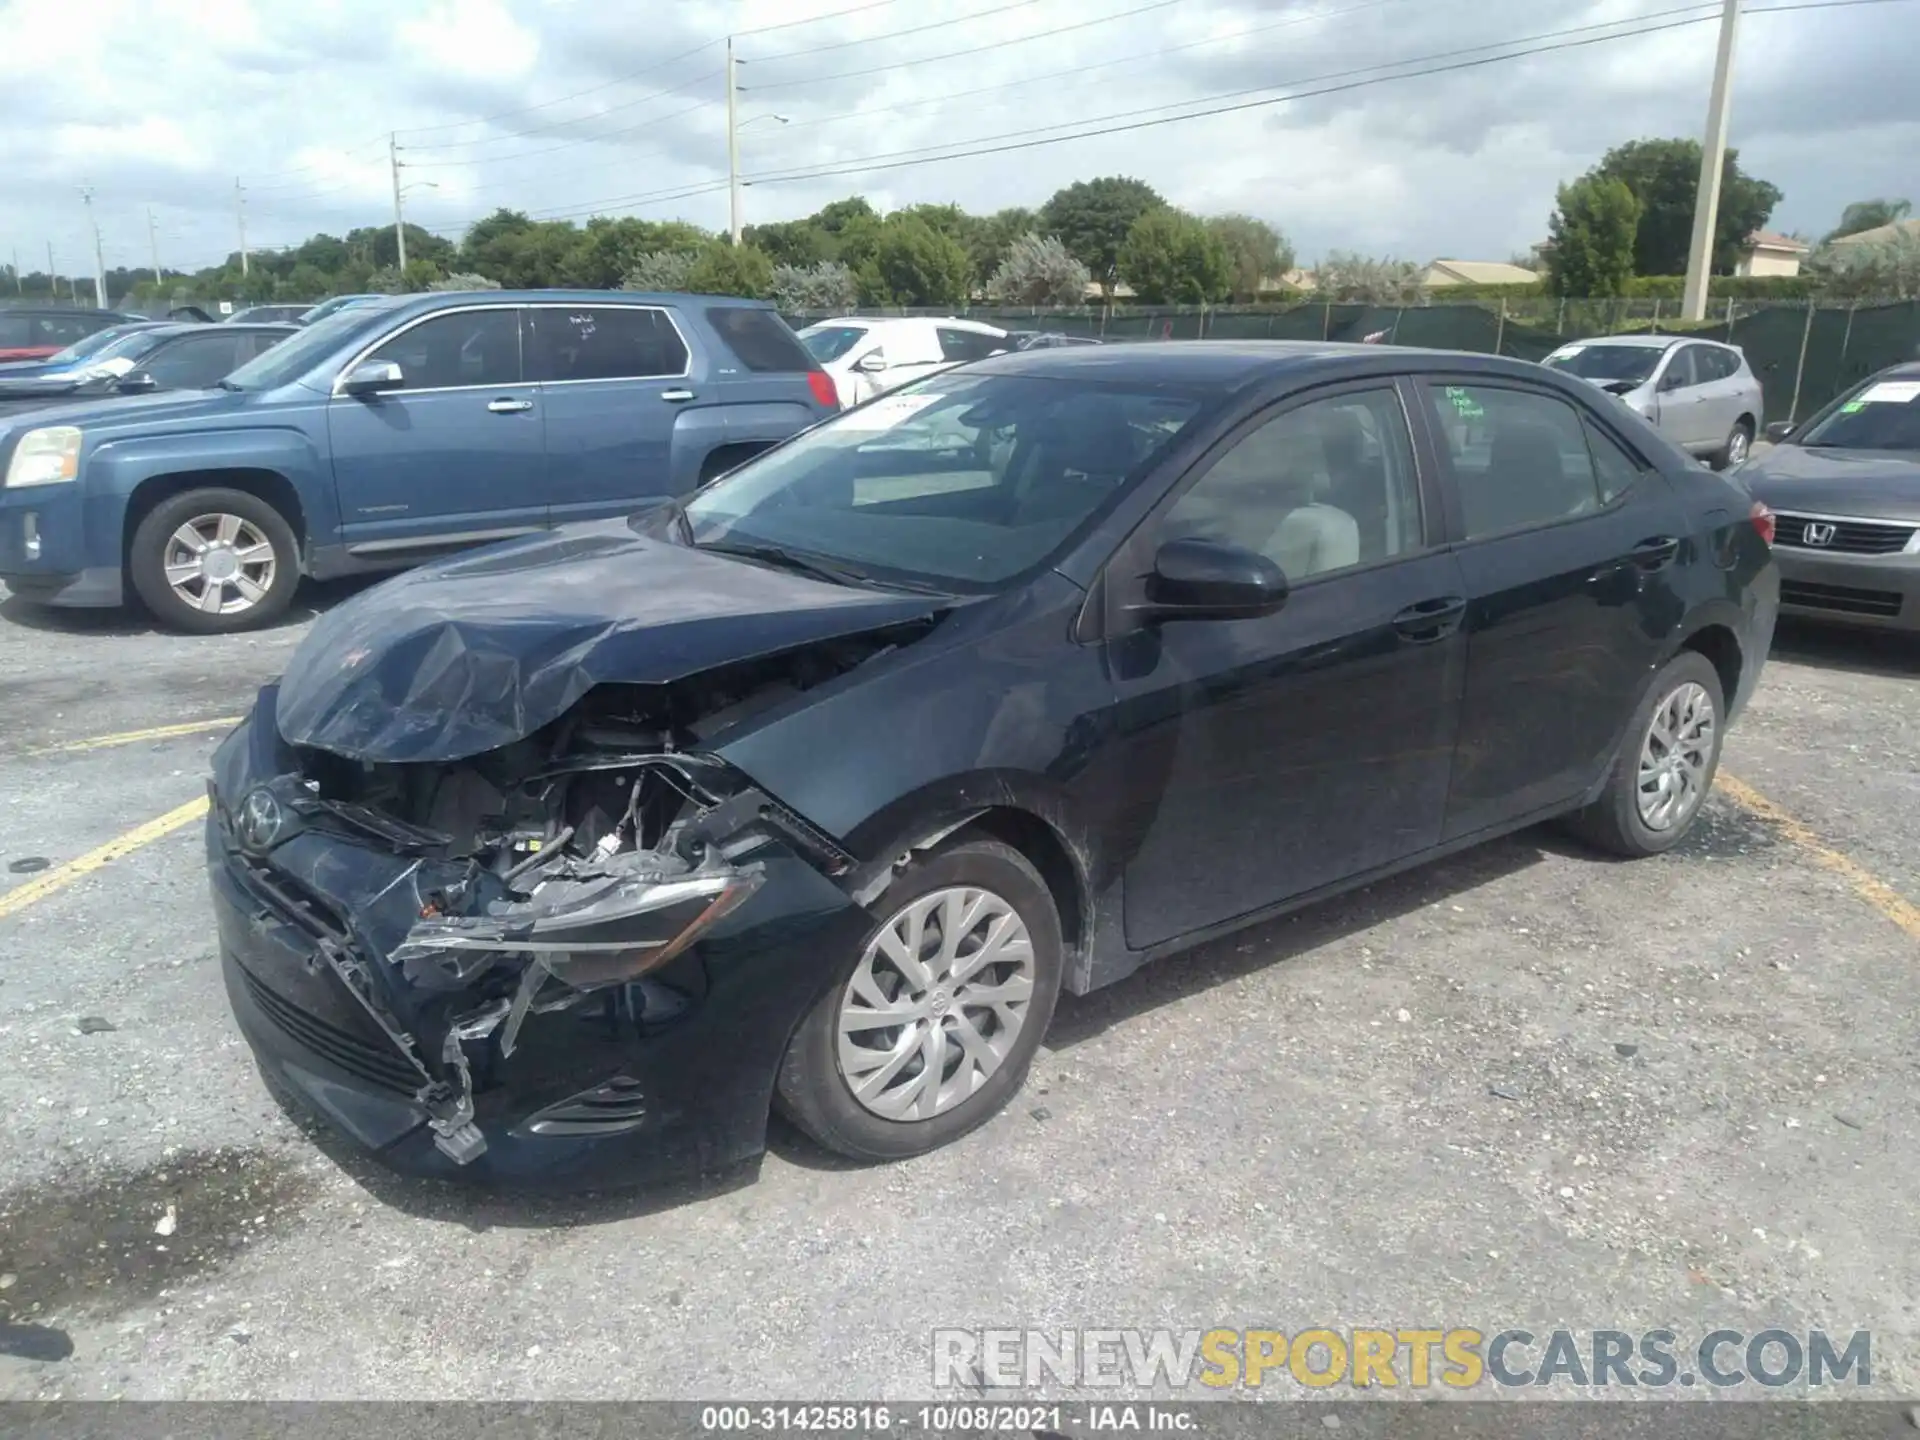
[
  {"left": 1117, "top": 208, "right": 1231, "bottom": 304},
  {"left": 988, "top": 233, "right": 1091, "bottom": 305},
  {"left": 684, "top": 241, "right": 776, "bottom": 298},
  {"left": 1592, "top": 138, "right": 1782, "bottom": 276},
  {"left": 1807, "top": 229, "right": 1920, "bottom": 299},
  {"left": 622, "top": 251, "right": 698, "bottom": 292},
  {"left": 1204, "top": 214, "right": 1293, "bottom": 300},
  {"left": 861, "top": 213, "right": 972, "bottom": 306},
  {"left": 770, "top": 260, "right": 859, "bottom": 313},
  {"left": 1039, "top": 177, "right": 1165, "bottom": 296},
  {"left": 1545, "top": 175, "right": 1642, "bottom": 297},
  {"left": 971, "top": 207, "right": 1035, "bottom": 287},
  {"left": 745, "top": 218, "right": 836, "bottom": 267},
  {"left": 1825, "top": 197, "right": 1912, "bottom": 243},
  {"left": 562, "top": 216, "right": 706, "bottom": 287},
  {"left": 1313, "top": 252, "right": 1423, "bottom": 303}
]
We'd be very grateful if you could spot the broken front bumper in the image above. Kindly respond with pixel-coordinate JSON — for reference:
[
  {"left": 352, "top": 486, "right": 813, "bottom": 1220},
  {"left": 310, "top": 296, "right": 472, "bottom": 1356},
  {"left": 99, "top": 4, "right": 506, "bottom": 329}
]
[{"left": 207, "top": 702, "right": 870, "bottom": 1189}]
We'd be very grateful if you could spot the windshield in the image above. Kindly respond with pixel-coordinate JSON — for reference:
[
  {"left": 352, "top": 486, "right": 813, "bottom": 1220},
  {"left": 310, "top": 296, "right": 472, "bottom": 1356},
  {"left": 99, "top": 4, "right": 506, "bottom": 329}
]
[
  {"left": 221, "top": 307, "right": 389, "bottom": 391},
  {"left": 1544, "top": 343, "right": 1666, "bottom": 384},
  {"left": 682, "top": 372, "right": 1209, "bottom": 591},
  {"left": 799, "top": 325, "right": 869, "bottom": 364},
  {"left": 1797, "top": 376, "right": 1920, "bottom": 450}
]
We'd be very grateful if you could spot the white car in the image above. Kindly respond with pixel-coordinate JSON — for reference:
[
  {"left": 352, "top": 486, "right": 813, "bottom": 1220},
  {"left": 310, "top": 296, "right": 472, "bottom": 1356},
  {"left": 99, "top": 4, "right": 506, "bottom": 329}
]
[{"left": 797, "top": 316, "right": 1012, "bottom": 408}]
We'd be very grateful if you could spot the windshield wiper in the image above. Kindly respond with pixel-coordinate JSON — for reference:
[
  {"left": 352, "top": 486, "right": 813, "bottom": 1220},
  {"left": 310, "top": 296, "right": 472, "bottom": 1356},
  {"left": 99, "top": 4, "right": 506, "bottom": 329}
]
[{"left": 698, "top": 539, "right": 948, "bottom": 594}]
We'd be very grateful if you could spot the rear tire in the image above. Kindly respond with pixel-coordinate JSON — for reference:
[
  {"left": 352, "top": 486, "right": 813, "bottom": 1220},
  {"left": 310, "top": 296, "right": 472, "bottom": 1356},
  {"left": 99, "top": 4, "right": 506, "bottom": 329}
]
[
  {"left": 128, "top": 487, "right": 299, "bottom": 634},
  {"left": 775, "top": 837, "right": 1063, "bottom": 1162},
  {"left": 1564, "top": 651, "right": 1725, "bottom": 858},
  {"left": 1711, "top": 418, "right": 1754, "bottom": 472}
]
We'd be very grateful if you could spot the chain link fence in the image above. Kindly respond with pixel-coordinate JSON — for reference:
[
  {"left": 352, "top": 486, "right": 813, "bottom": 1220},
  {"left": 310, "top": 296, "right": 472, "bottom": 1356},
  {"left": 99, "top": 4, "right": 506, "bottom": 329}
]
[{"left": 788, "top": 299, "right": 1920, "bottom": 426}]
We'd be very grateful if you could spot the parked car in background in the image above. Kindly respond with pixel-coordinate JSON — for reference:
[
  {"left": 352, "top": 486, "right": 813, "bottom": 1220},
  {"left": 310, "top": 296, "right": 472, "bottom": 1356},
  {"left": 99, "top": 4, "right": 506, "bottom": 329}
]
[
  {"left": 0, "top": 291, "right": 839, "bottom": 632},
  {"left": 1739, "top": 363, "right": 1920, "bottom": 632},
  {"left": 204, "top": 342, "right": 1777, "bottom": 1186},
  {"left": 1006, "top": 330, "right": 1102, "bottom": 350},
  {"left": 798, "top": 316, "right": 1011, "bottom": 407},
  {"left": 0, "top": 323, "right": 295, "bottom": 419},
  {"left": 1543, "top": 335, "right": 1762, "bottom": 471},
  {"left": 0, "top": 307, "right": 144, "bottom": 363},
  {"left": 224, "top": 304, "right": 310, "bottom": 325},
  {"left": 0, "top": 320, "right": 169, "bottom": 381},
  {"left": 299, "top": 294, "right": 388, "bottom": 325}
]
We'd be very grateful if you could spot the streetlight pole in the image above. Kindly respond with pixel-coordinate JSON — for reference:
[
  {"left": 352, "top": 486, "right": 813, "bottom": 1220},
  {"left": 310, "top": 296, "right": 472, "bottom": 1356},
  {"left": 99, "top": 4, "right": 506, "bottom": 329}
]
[
  {"left": 727, "top": 36, "right": 742, "bottom": 245},
  {"left": 147, "top": 207, "right": 164, "bottom": 289},
  {"left": 235, "top": 178, "right": 250, "bottom": 279},
  {"left": 390, "top": 132, "right": 409, "bottom": 273},
  {"left": 1681, "top": 0, "right": 1742, "bottom": 322},
  {"left": 79, "top": 186, "right": 108, "bottom": 308},
  {"left": 47, "top": 242, "right": 57, "bottom": 297}
]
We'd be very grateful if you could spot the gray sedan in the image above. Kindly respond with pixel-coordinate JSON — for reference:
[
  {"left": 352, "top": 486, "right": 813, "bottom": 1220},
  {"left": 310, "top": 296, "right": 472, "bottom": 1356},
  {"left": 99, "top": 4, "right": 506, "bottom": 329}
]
[
  {"left": 1544, "top": 334, "right": 1763, "bottom": 471},
  {"left": 1739, "top": 362, "right": 1920, "bottom": 633}
]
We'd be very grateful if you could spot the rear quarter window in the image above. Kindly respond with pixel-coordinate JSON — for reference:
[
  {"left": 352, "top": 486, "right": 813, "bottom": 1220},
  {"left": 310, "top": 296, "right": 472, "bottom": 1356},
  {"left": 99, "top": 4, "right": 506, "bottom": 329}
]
[{"left": 705, "top": 307, "right": 816, "bottom": 372}]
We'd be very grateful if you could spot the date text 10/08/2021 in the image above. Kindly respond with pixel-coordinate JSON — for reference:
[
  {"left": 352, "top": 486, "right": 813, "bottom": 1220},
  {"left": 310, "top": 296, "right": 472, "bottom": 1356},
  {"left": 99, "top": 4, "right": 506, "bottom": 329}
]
[{"left": 699, "top": 1407, "right": 1191, "bottom": 1432}]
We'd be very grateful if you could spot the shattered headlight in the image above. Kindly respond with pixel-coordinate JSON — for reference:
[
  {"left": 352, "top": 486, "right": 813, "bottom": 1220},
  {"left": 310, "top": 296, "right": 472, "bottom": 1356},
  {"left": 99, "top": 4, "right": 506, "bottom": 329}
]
[{"left": 393, "top": 863, "right": 764, "bottom": 991}]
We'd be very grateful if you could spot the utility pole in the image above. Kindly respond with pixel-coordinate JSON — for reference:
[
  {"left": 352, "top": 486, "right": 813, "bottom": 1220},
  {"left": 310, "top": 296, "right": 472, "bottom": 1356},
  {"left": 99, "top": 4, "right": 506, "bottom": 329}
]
[
  {"left": 79, "top": 186, "right": 108, "bottom": 309},
  {"left": 47, "top": 242, "right": 57, "bottom": 297},
  {"left": 10, "top": 247, "right": 19, "bottom": 293},
  {"left": 235, "top": 178, "right": 250, "bottom": 279},
  {"left": 1681, "top": 0, "right": 1742, "bottom": 321},
  {"left": 389, "top": 132, "right": 409, "bottom": 273},
  {"left": 147, "top": 207, "right": 164, "bottom": 289},
  {"left": 726, "top": 36, "right": 742, "bottom": 245}
]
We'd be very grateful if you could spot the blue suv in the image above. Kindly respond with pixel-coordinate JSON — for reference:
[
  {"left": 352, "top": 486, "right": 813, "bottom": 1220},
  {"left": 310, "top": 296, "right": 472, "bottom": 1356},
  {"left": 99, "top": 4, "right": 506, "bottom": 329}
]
[{"left": 0, "top": 291, "right": 839, "bottom": 632}]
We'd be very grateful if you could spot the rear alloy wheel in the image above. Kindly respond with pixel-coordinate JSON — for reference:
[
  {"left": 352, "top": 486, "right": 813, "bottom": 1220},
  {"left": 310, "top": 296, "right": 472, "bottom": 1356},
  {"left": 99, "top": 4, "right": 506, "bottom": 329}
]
[
  {"left": 1565, "top": 651, "right": 1726, "bottom": 857},
  {"left": 776, "top": 837, "right": 1063, "bottom": 1160},
  {"left": 1712, "top": 419, "right": 1753, "bottom": 471},
  {"left": 129, "top": 487, "right": 299, "bottom": 634}
]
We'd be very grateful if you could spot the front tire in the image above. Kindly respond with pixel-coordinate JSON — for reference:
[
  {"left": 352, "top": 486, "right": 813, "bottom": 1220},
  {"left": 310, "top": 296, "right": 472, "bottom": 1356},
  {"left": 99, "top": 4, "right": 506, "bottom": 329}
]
[
  {"left": 776, "top": 836, "right": 1064, "bottom": 1162},
  {"left": 128, "top": 487, "right": 299, "bottom": 634},
  {"left": 1565, "top": 651, "right": 1725, "bottom": 857},
  {"left": 1711, "top": 418, "right": 1754, "bottom": 472}
]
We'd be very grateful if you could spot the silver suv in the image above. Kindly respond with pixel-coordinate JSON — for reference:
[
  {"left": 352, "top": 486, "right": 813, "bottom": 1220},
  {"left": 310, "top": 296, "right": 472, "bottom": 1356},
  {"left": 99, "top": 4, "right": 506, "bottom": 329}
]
[{"left": 1544, "top": 335, "right": 1763, "bottom": 470}]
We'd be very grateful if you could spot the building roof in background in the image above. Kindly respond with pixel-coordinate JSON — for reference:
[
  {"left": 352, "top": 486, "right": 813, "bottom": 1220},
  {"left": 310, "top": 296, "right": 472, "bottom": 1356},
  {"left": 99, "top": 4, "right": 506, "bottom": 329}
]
[
  {"left": 1748, "top": 230, "right": 1811, "bottom": 253},
  {"left": 1421, "top": 259, "right": 1539, "bottom": 286}
]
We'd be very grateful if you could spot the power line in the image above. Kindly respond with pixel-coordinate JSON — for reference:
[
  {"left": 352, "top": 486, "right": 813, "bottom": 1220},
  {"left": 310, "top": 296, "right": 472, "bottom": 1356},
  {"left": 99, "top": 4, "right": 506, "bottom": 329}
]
[
  {"left": 747, "top": 0, "right": 1048, "bottom": 62},
  {"left": 402, "top": 71, "right": 722, "bottom": 153},
  {"left": 744, "top": 0, "right": 1187, "bottom": 92},
  {"left": 739, "top": 2, "right": 1745, "bottom": 187}
]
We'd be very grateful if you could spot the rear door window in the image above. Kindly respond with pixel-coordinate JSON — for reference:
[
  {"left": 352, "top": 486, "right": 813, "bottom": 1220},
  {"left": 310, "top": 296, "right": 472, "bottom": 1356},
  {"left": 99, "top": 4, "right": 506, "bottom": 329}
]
[
  {"left": 936, "top": 327, "right": 1006, "bottom": 363},
  {"left": 705, "top": 307, "right": 814, "bottom": 372},
  {"left": 526, "top": 306, "right": 689, "bottom": 382},
  {"left": 1424, "top": 383, "right": 1605, "bottom": 539},
  {"left": 1661, "top": 347, "right": 1698, "bottom": 390}
]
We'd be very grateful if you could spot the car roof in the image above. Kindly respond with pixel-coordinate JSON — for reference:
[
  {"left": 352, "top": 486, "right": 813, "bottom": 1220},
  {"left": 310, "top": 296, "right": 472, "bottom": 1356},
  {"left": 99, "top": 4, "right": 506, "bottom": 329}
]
[
  {"left": 1574, "top": 333, "right": 1735, "bottom": 350},
  {"left": 386, "top": 289, "right": 775, "bottom": 312},
  {"left": 808, "top": 315, "right": 1003, "bottom": 332},
  {"left": 966, "top": 338, "right": 1561, "bottom": 387}
]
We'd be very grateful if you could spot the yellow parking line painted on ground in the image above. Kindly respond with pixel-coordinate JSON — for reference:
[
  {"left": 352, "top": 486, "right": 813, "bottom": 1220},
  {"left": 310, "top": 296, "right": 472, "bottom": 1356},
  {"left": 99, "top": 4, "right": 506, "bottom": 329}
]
[
  {"left": 0, "top": 796, "right": 210, "bottom": 921},
  {"left": 1717, "top": 771, "right": 1920, "bottom": 943},
  {"left": 22, "top": 717, "right": 242, "bottom": 756}
]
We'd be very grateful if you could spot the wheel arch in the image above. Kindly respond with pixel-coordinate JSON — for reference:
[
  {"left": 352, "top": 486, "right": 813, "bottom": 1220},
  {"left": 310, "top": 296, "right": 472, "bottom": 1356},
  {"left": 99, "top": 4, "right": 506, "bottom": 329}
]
[{"left": 123, "top": 467, "right": 309, "bottom": 572}]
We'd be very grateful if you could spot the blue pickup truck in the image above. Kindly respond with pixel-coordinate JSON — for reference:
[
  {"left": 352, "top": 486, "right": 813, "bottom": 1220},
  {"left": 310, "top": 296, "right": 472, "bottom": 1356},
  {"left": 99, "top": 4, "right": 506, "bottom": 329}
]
[{"left": 0, "top": 290, "right": 840, "bottom": 632}]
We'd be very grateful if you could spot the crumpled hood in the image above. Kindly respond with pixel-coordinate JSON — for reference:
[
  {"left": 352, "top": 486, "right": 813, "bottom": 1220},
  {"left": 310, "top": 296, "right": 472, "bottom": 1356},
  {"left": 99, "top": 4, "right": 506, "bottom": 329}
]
[
  {"left": 1742, "top": 444, "right": 1920, "bottom": 523},
  {"left": 275, "top": 519, "right": 948, "bottom": 764}
]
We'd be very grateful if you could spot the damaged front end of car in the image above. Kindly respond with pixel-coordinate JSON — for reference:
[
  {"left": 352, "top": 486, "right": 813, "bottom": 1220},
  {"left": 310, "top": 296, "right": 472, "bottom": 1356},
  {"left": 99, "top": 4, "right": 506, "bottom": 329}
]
[{"left": 208, "top": 644, "right": 894, "bottom": 1177}]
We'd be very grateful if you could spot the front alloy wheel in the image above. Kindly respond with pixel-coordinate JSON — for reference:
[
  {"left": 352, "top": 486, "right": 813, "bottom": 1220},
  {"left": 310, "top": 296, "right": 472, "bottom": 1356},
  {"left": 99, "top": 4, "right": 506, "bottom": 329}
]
[
  {"left": 776, "top": 836, "right": 1064, "bottom": 1161},
  {"left": 162, "top": 512, "right": 278, "bottom": 618},
  {"left": 128, "top": 485, "right": 300, "bottom": 634},
  {"left": 838, "top": 886, "right": 1037, "bottom": 1121}
]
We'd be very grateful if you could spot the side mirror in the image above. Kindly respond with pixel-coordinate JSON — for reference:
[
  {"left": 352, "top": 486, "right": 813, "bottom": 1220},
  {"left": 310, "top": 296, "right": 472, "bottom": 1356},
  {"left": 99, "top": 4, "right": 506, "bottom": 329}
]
[
  {"left": 854, "top": 352, "right": 888, "bottom": 374},
  {"left": 340, "top": 360, "right": 405, "bottom": 396},
  {"left": 1138, "top": 537, "right": 1289, "bottom": 622},
  {"left": 1764, "top": 420, "right": 1795, "bottom": 444},
  {"left": 115, "top": 372, "right": 159, "bottom": 394}
]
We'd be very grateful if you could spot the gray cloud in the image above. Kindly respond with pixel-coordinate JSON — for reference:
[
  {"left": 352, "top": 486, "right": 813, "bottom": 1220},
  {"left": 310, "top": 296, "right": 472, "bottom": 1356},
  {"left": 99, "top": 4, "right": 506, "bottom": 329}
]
[{"left": 0, "top": 0, "right": 1909, "bottom": 278}]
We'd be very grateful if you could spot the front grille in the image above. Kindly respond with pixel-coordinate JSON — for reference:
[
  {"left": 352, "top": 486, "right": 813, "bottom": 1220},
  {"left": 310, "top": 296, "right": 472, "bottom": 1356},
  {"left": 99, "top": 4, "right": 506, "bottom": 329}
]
[
  {"left": 1772, "top": 512, "right": 1917, "bottom": 555},
  {"left": 1780, "top": 579, "right": 1904, "bottom": 617},
  {"left": 241, "top": 967, "right": 422, "bottom": 1094}
]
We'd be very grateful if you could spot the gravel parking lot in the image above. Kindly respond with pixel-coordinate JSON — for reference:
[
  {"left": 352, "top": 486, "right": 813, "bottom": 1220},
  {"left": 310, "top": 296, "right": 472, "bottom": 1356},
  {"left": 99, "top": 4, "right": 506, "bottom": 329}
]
[{"left": 1, "top": 576, "right": 1916, "bottom": 1403}]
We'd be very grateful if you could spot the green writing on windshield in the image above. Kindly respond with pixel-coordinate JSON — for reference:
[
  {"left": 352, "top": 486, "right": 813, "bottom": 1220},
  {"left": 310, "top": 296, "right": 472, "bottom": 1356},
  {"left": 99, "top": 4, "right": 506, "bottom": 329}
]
[{"left": 1445, "top": 386, "right": 1485, "bottom": 420}]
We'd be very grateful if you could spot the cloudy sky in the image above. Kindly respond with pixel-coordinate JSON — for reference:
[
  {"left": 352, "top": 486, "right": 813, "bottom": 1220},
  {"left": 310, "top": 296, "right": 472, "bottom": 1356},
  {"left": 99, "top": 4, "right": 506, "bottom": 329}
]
[{"left": 3, "top": 0, "right": 1914, "bottom": 279}]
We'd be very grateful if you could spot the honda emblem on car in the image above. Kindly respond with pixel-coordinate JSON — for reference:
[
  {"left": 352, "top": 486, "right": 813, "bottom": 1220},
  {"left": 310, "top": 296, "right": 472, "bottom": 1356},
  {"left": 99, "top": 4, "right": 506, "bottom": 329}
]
[{"left": 1802, "top": 522, "right": 1837, "bottom": 546}]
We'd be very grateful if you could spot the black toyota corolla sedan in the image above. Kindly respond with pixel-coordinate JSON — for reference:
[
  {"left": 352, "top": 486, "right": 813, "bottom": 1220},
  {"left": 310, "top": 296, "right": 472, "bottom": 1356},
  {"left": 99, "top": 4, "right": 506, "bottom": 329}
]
[
  {"left": 1739, "top": 362, "right": 1920, "bottom": 632},
  {"left": 207, "top": 343, "right": 1778, "bottom": 1187}
]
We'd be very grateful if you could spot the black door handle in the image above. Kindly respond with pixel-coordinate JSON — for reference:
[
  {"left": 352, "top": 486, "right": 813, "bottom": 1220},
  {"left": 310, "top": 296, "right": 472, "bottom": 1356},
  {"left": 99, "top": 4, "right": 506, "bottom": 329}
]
[
  {"left": 1627, "top": 536, "right": 1680, "bottom": 569},
  {"left": 1391, "top": 595, "right": 1467, "bottom": 643}
]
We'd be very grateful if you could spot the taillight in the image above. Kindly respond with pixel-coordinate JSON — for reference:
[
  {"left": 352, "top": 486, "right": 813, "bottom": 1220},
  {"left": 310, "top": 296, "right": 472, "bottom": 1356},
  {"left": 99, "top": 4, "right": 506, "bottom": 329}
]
[
  {"left": 806, "top": 370, "right": 839, "bottom": 410},
  {"left": 1749, "top": 500, "right": 1776, "bottom": 546}
]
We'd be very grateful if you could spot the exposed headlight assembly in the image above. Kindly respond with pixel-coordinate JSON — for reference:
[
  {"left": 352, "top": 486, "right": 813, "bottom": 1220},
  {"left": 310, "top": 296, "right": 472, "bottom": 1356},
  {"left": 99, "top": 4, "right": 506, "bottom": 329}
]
[{"left": 5, "top": 426, "right": 82, "bottom": 488}]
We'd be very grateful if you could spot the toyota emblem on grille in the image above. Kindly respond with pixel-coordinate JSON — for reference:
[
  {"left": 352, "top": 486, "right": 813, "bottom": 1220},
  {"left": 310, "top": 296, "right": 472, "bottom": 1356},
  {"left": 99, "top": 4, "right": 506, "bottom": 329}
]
[
  {"left": 1803, "top": 522, "right": 1837, "bottom": 546},
  {"left": 235, "top": 787, "right": 284, "bottom": 852}
]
